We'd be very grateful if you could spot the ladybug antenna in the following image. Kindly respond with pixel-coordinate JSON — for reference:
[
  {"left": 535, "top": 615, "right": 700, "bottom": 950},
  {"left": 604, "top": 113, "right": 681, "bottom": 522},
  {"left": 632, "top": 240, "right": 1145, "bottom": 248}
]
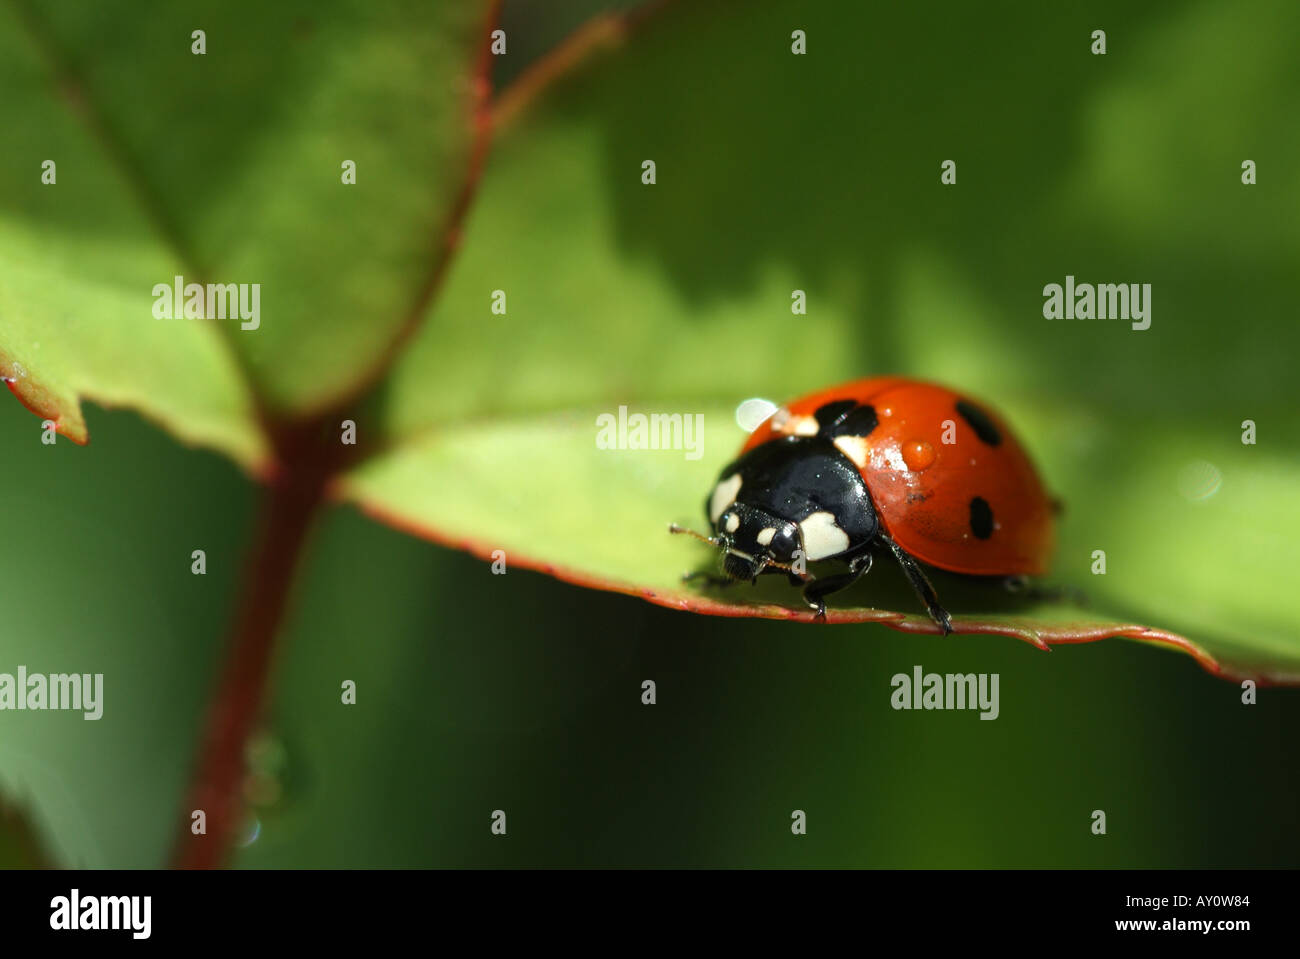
[
  {"left": 669, "top": 524, "right": 797, "bottom": 574},
  {"left": 668, "top": 523, "right": 718, "bottom": 546}
]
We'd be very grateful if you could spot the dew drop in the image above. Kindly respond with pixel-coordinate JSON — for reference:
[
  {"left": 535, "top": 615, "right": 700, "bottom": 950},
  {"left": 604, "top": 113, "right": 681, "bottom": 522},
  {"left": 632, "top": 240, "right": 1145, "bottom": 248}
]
[
  {"left": 237, "top": 815, "right": 262, "bottom": 848},
  {"left": 735, "top": 397, "right": 778, "bottom": 433},
  {"left": 902, "top": 439, "right": 936, "bottom": 471},
  {"left": 1178, "top": 460, "right": 1222, "bottom": 502},
  {"left": 242, "top": 729, "right": 298, "bottom": 810}
]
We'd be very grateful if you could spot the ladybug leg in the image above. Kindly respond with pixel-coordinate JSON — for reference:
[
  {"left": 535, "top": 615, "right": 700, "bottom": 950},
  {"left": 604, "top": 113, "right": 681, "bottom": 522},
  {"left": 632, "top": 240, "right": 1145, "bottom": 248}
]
[
  {"left": 881, "top": 536, "right": 954, "bottom": 635},
  {"left": 801, "top": 553, "right": 872, "bottom": 621}
]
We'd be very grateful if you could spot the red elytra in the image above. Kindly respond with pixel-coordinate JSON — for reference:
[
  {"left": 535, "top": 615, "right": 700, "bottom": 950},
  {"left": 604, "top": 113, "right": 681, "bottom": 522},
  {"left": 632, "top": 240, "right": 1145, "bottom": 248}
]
[{"left": 740, "top": 377, "right": 1055, "bottom": 577}]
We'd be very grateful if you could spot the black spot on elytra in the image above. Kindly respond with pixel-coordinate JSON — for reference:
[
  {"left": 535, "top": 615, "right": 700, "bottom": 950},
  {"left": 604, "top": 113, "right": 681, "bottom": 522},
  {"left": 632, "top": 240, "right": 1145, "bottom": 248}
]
[
  {"left": 814, "top": 400, "right": 855, "bottom": 429},
  {"left": 815, "top": 399, "right": 878, "bottom": 438},
  {"left": 969, "top": 496, "right": 994, "bottom": 539},
  {"left": 956, "top": 400, "right": 1001, "bottom": 446}
]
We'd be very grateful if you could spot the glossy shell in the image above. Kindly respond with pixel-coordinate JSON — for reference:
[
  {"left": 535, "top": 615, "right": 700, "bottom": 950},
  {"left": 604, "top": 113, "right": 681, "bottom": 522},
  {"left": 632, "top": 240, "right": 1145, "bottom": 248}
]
[{"left": 741, "top": 377, "right": 1054, "bottom": 576}]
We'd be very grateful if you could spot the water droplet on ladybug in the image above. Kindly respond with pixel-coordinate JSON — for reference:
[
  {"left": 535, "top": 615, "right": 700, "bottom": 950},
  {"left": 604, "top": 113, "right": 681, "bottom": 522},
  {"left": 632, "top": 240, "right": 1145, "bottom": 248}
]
[
  {"left": 735, "top": 397, "right": 778, "bottom": 432},
  {"left": 902, "top": 439, "right": 936, "bottom": 471}
]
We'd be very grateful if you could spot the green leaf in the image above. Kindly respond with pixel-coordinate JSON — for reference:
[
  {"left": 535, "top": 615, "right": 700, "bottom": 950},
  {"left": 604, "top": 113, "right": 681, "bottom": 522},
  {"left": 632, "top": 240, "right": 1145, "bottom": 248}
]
[
  {"left": 7, "top": 0, "right": 1297, "bottom": 682},
  {"left": 0, "top": 0, "right": 495, "bottom": 464},
  {"left": 343, "top": 0, "right": 1300, "bottom": 683},
  {"left": 0, "top": 0, "right": 263, "bottom": 462},
  {"left": 340, "top": 401, "right": 1300, "bottom": 684}
]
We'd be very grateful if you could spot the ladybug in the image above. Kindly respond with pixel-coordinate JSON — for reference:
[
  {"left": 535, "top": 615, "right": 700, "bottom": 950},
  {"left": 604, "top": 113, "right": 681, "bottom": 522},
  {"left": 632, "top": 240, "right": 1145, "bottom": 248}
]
[{"left": 671, "top": 377, "right": 1056, "bottom": 633}]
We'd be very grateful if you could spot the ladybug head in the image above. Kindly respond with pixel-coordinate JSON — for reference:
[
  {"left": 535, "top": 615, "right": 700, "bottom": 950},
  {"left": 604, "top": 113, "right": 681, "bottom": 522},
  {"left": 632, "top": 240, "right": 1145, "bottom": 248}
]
[
  {"left": 714, "top": 503, "right": 802, "bottom": 582},
  {"left": 682, "top": 437, "right": 880, "bottom": 583}
]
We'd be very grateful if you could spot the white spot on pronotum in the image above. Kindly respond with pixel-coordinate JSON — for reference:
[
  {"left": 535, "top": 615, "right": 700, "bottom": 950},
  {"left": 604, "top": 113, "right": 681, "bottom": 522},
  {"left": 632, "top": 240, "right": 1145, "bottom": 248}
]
[
  {"left": 725, "top": 513, "right": 740, "bottom": 534},
  {"left": 756, "top": 527, "right": 776, "bottom": 547},
  {"left": 799, "top": 511, "right": 849, "bottom": 560},
  {"left": 710, "top": 474, "right": 742, "bottom": 524},
  {"left": 735, "top": 397, "right": 777, "bottom": 433},
  {"left": 789, "top": 415, "right": 819, "bottom": 437},
  {"left": 832, "top": 434, "right": 869, "bottom": 469},
  {"left": 1177, "top": 460, "right": 1221, "bottom": 502}
]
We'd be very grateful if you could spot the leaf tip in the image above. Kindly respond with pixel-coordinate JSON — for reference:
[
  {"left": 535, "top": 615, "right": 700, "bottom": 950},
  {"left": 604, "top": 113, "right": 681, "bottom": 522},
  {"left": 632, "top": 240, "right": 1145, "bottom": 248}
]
[{"left": 1, "top": 351, "right": 89, "bottom": 445}]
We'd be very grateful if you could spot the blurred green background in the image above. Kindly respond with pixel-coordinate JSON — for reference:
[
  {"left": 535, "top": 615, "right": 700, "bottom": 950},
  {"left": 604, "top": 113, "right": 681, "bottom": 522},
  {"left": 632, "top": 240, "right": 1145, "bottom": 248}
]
[
  {"left": 2, "top": 405, "right": 1298, "bottom": 867},
  {"left": 2, "top": 0, "right": 1299, "bottom": 868}
]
